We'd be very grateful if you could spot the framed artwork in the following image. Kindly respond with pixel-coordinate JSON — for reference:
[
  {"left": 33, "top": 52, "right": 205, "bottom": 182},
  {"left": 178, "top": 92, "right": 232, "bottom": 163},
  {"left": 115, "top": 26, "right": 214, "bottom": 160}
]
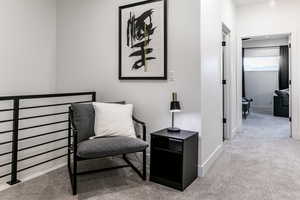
[{"left": 119, "top": 0, "right": 167, "bottom": 80}]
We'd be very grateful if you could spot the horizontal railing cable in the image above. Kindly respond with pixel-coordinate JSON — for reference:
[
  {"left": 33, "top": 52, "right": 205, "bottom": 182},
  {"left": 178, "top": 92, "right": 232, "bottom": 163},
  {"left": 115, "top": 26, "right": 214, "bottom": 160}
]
[
  {"left": 18, "top": 146, "right": 68, "bottom": 162},
  {"left": 0, "top": 92, "right": 95, "bottom": 101},
  {"left": 20, "top": 100, "right": 92, "bottom": 110},
  {"left": 0, "top": 112, "right": 69, "bottom": 124},
  {"left": 0, "top": 151, "right": 12, "bottom": 157},
  {"left": 0, "top": 140, "right": 12, "bottom": 145},
  {"left": 0, "top": 161, "right": 12, "bottom": 168},
  {"left": 0, "top": 173, "right": 11, "bottom": 179},
  {"left": 18, "top": 137, "right": 68, "bottom": 152},
  {"left": 0, "top": 122, "right": 68, "bottom": 139},
  {"left": 18, "top": 154, "right": 68, "bottom": 173},
  {"left": 19, "top": 129, "right": 68, "bottom": 142},
  {"left": 19, "top": 112, "right": 69, "bottom": 121},
  {"left": 18, "top": 120, "right": 68, "bottom": 131},
  {"left": 0, "top": 119, "right": 13, "bottom": 123},
  {"left": 0, "top": 108, "right": 13, "bottom": 112},
  {"left": 0, "top": 130, "right": 13, "bottom": 135}
]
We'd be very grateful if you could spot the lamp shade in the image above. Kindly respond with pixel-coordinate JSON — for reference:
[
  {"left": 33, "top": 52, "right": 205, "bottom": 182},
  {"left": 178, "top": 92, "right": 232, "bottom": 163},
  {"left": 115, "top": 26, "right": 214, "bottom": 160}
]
[{"left": 170, "top": 101, "right": 181, "bottom": 112}]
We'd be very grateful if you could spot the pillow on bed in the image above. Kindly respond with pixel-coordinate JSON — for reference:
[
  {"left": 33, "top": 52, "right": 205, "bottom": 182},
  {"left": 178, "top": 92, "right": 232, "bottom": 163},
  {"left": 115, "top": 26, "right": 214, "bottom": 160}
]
[{"left": 92, "top": 102, "right": 136, "bottom": 139}]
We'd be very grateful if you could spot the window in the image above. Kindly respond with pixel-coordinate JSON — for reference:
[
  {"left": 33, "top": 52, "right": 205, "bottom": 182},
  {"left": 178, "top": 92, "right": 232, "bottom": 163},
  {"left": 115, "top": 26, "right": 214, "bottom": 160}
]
[
  {"left": 244, "top": 56, "right": 280, "bottom": 71},
  {"left": 243, "top": 47, "right": 280, "bottom": 71}
]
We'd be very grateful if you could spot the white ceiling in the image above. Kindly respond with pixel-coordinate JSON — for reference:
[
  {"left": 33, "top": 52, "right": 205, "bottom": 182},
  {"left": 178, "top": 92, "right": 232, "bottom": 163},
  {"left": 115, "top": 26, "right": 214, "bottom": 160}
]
[
  {"left": 242, "top": 34, "right": 289, "bottom": 47},
  {"left": 233, "top": 0, "right": 272, "bottom": 6},
  {"left": 243, "top": 34, "right": 289, "bottom": 41}
]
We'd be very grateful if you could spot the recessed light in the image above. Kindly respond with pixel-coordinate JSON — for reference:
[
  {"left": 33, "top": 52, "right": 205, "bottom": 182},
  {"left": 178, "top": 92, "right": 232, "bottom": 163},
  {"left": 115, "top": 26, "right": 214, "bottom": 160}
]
[{"left": 270, "top": 0, "right": 276, "bottom": 7}]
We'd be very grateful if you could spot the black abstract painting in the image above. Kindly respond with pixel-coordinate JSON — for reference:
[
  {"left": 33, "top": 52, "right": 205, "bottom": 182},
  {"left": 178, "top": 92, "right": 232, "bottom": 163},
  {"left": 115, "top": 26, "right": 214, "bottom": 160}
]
[
  {"left": 127, "top": 9, "right": 156, "bottom": 71},
  {"left": 119, "top": 0, "right": 167, "bottom": 80}
]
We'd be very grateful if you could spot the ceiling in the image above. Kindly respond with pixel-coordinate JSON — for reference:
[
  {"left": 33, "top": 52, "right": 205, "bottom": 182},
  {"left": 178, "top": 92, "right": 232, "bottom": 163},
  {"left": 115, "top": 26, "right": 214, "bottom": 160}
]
[
  {"left": 233, "top": 0, "right": 272, "bottom": 6},
  {"left": 243, "top": 34, "right": 289, "bottom": 41},
  {"left": 242, "top": 34, "right": 289, "bottom": 47}
]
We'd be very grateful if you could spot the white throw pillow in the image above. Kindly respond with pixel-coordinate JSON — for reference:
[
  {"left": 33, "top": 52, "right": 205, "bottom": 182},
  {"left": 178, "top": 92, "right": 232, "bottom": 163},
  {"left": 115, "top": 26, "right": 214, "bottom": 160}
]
[{"left": 92, "top": 102, "right": 136, "bottom": 139}]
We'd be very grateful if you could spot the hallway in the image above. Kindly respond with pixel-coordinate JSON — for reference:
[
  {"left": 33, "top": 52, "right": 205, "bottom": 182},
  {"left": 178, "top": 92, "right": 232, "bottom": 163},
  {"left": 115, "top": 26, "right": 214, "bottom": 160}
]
[
  {"left": 0, "top": 113, "right": 299, "bottom": 200},
  {"left": 204, "top": 112, "right": 299, "bottom": 199},
  {"left": 242, "top": 112, "right": 290, "bottom": 139}
]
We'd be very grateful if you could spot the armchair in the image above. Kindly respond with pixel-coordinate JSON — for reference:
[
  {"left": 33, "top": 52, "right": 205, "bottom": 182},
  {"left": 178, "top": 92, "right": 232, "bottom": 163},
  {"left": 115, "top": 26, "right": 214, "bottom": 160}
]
[
  {"left": 274, "top": 89, "right": 289, "bottom": 118},
  {"left": 67, "top": 103, "right": 148, "bottom": 195}
]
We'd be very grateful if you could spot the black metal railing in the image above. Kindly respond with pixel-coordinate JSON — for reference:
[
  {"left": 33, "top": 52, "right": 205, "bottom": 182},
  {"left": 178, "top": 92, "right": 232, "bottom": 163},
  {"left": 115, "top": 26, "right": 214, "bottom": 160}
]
[{"left": 0, "top": 92, "right": 96, "bottom": 185}]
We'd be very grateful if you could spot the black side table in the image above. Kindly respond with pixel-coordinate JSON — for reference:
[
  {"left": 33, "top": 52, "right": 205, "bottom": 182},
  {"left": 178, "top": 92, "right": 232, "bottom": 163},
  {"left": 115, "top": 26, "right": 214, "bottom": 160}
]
[{"left": 150, "top": 129, "right": 198, "bottom": 191}]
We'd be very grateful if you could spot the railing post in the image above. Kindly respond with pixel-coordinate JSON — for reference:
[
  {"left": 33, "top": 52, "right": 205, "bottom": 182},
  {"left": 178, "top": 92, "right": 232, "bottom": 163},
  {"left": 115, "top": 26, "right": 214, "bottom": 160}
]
[
  {"left": 7, "top": 98, "right": 21, "bottom": 185},
  {"left": 92, "top": 92, "right": 96, "bottom": 102},
  {"left": 67, "top": 107, "right": 72, "bottom": 167}
]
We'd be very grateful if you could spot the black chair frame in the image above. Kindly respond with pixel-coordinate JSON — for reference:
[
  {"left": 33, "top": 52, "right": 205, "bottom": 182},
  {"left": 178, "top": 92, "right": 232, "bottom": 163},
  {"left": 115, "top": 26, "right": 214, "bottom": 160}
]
[
  {"left": 242, "top": 97, "right": 253, "bottom": 119},
  {"left": 67, "top": 108, "right": 147, "bottom": 195}
]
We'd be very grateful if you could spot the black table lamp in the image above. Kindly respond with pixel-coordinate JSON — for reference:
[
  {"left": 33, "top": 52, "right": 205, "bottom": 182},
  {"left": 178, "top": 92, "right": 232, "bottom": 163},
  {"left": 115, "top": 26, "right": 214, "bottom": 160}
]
[{"left": 167, "top": 92, "right": 181, "bottom": 133}]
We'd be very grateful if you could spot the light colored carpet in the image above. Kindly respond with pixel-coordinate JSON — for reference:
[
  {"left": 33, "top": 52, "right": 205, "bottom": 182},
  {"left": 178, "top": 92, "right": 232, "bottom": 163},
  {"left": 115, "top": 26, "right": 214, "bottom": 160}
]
[{"left": 0, "top": 112, "right": 299, "bottom": 200}]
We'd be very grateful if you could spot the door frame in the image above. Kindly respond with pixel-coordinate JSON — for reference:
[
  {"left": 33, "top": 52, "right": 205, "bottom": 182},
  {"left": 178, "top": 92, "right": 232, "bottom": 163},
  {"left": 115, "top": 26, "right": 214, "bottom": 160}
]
[
  {"left": 222, "top": 23, "right": 231, "bottom": 141},
  {"left": 288, "top": 34, "right": 292, "bottom": 137},
  {"left": 237, "top": 33, "right": 293, "bottom": 138}
]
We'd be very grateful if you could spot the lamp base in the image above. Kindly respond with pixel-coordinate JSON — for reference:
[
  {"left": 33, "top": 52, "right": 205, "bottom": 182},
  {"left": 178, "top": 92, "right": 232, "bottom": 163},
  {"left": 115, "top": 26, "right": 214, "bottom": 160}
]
[{"left": 167, "top": 127, "right": 181, "bottom": 133}]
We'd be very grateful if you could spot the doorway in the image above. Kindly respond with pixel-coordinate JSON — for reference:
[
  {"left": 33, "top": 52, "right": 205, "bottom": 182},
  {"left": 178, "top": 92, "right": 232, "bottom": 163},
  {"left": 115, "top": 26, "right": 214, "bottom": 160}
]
[{"left": 240, "top": 34, "right": 292, "bottom": 138}]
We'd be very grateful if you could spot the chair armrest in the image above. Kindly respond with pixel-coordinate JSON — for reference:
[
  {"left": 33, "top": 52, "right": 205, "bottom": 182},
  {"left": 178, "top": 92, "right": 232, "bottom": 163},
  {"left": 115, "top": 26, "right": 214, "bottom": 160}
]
[{"left": 132, "top": 116, "right": 146, "bottom": 142}]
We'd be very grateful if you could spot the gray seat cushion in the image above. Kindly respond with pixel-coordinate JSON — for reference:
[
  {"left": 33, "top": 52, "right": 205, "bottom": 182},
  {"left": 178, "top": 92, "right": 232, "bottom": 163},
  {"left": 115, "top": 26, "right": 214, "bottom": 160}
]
[
  {"left": 77, "top": 136, "right": 148, "bottom": 159},
  {"left": 71, "top": 104, "right": 95, "bottom": 142}
]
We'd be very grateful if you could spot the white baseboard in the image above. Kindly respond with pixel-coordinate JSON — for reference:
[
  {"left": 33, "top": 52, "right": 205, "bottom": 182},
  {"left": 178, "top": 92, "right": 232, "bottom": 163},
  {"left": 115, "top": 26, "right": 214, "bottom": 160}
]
[
  {"left": 0, "top": 163, "right": 66, "bottom": 192},
  {"left": 198, "top": 143, "right": 223, "bottom": 177}
]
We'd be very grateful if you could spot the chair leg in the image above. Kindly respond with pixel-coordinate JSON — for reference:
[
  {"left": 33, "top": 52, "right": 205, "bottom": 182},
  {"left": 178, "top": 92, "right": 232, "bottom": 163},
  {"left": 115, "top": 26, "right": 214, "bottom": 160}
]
[
  {"left": 67, "top": 149, "right": 71, "bottom": 171},
  {"left": 67, "top": 148, "right": 74, "bottom": 192},
  {"left": 143, "top": 150, "right": 147, "bottom": 180},
  {"left": 123, "top": 153, "right": 146, "bottom": 181},
  {"left": 73, "top": 158, "right": 77, "bottom": 195}
]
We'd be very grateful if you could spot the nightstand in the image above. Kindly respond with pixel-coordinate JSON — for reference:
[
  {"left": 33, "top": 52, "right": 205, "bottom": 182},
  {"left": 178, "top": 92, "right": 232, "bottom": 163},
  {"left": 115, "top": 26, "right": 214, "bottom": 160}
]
[{"left": 150, "top": 129, "right": 198, "bottom": 191}]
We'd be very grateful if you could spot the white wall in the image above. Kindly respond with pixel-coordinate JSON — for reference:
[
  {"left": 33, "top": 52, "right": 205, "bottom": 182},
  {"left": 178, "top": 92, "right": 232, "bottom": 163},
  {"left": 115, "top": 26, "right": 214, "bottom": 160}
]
[
  {"left": 56, "top": 0, "right": 202, "bottom": 163},
  {"left": 0, "top": 0, "right": 60, "bottom": 188},
  {"left": 237, "top": 0, "right": 300, "bottom": 139},
  {"left": 245, "top": 71, "right": 278, "bottom": 113},
  {"left": 200, "top": 0, "right": 237, "bottom": 175},
  {"left": 0, "top": 0, "right": 57, "bottom": 95},
  {"left": 200, "top": 0, "right": 222, "bottom": 174}
]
